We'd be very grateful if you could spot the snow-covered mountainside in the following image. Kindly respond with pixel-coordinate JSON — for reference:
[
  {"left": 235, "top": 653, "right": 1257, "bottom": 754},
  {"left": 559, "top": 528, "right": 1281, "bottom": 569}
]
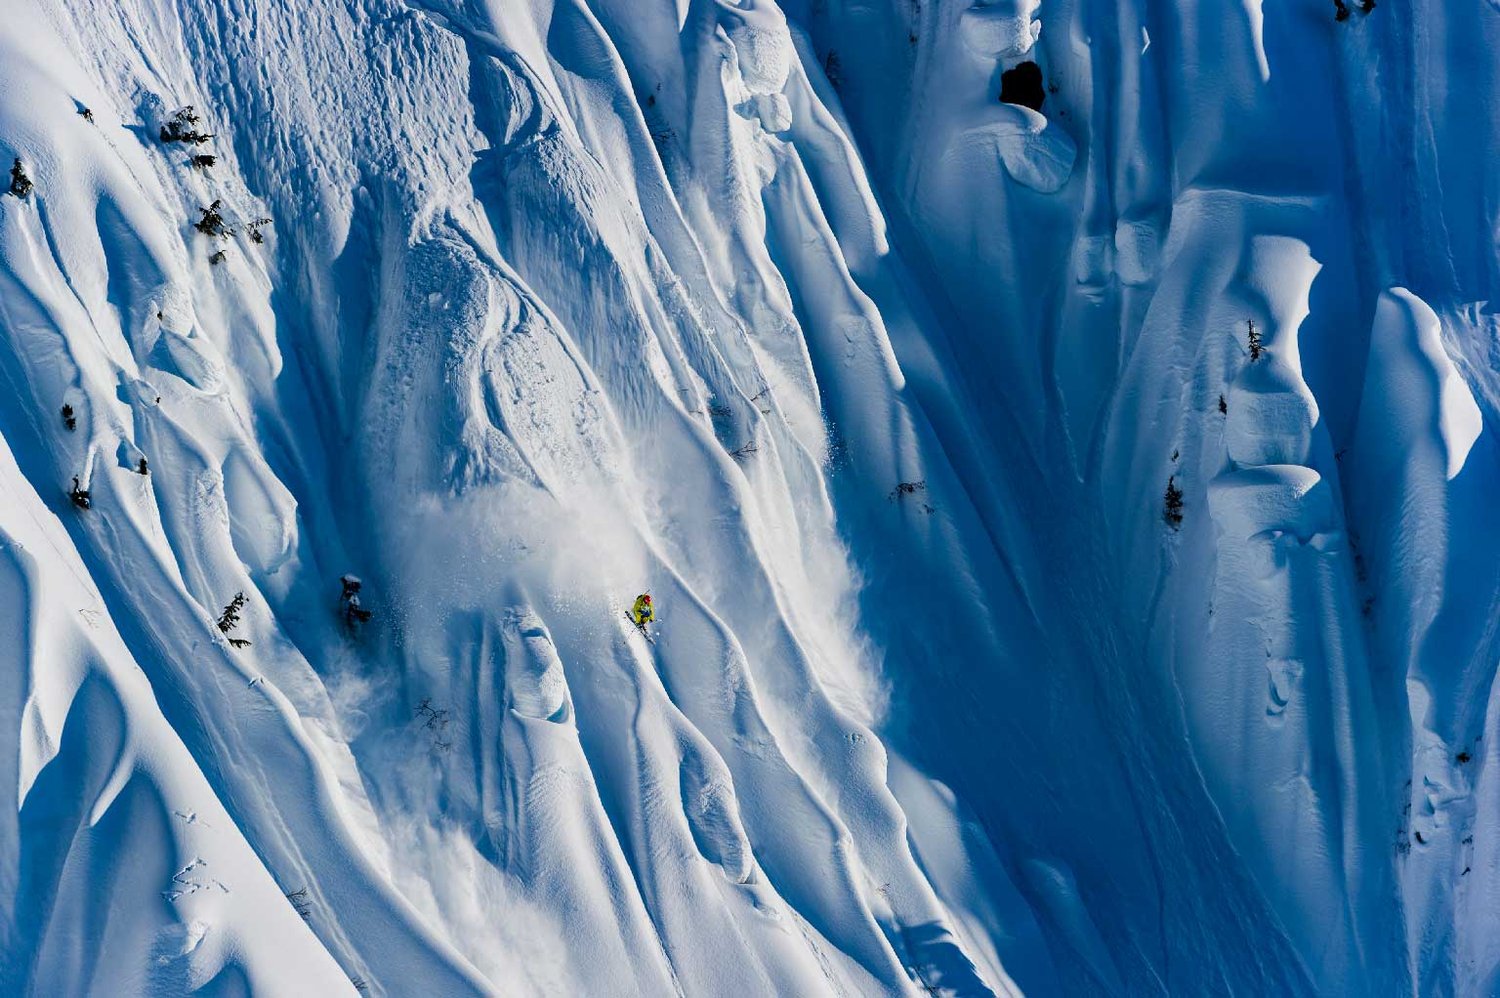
[{"left": 0, "top": 0, "right": 1496, "bottom": 993}]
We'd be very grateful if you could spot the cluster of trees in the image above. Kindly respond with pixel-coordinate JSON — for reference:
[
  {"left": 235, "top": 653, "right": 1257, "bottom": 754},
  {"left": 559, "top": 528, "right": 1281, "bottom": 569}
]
[
  {"left": 66, "top": 460, "right": 371, "bottom": 648},
  {"left": 160, "top": 105, "right": 212, "bottom": 145},
  {"left": 162, "top": 106, "right": 273, "bottom": 260},
  {"left": 193, "top": 200, "right": 273, "bottom": 258}
]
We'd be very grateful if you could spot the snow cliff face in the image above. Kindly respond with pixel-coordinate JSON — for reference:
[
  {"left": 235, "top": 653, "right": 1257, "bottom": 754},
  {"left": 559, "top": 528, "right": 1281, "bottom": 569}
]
[{"left": 0, "top": 0, "right": 1496, "bottom": 995}]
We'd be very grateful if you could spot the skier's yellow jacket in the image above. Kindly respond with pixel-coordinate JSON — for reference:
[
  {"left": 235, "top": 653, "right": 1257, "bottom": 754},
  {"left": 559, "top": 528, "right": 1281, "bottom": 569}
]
[{"left": 631, "top": 594, "right": 654, "bottom": 625}]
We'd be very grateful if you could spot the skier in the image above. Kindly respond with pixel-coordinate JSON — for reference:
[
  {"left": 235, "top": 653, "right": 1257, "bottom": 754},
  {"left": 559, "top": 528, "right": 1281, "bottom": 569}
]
[{"left": 630, "top": 593, "right": 654, "bottom": 628}]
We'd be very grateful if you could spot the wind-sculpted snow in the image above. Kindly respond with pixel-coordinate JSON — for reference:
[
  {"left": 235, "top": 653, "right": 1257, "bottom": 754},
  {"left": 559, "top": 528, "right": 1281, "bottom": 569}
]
[{"left": 0, "top": 0, "right": 1496, "bottom": 995}]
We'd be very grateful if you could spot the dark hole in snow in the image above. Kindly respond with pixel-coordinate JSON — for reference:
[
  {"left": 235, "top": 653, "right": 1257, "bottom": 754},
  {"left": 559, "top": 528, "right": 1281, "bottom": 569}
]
[{"left": 1000, "top": 61, "right": 1045, "bottom": 112}]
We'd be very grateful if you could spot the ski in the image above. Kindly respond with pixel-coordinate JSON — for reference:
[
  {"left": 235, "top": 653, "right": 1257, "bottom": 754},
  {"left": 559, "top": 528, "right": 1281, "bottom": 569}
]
[{"left": 624, "top": 612, "right": 656, "bottom": 645}]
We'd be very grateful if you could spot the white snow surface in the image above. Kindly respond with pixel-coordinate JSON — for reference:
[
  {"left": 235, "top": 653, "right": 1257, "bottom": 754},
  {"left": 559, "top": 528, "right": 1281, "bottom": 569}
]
[{"left": 0, "top": 0, "right": 1497, "bottom": 995}]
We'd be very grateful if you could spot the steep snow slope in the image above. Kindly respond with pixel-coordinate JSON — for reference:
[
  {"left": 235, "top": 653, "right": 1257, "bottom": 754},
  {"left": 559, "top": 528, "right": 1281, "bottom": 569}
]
[
  {"left": 0, "top": 0, "right": 1496, "bottom": 995},
  {"left": 0, "top": 431, "right": 353, "bottom": 995}
]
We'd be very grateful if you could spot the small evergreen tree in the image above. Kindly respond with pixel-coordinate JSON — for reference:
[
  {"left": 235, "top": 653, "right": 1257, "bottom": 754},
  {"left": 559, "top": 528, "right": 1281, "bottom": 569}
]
[
  {"left": 1218, "top": 394, "right": 1227, "bottom": 415},
  {"left": 1247, "top": 320, "right": 1262, "bottom": 362},
  {"left": 284, "top": 888, "right": 312, "bottom": 920},
  {"left": 1334, "top": 0, "right": 1351, "bottom": 20},
  {"left": 415, "top": 698, "right": 453, "bottom": 751},
  {"left": 79, "top": 107, "right": 94, "bottom": 123},
  {"left": 216, "top": 592, "right": 245, "bottom": 631},
  {"left": 246, "top": 217, "right": 272, "bottom": 244},
  {"left": 138, "top": 457, "right": 149, "bottom": 475},
  {"left": 217, "top": 592, "right": 251, "bottom": 647},
  {"left": 195, "top": 200, "right": 228, "bottom": 237},
  {"left": 340, "top": 575, "right": 372, "bottom": 626},
  {"left": 190, "top": 154, "right": 217, "bottom": 170},
  {"left": 61, "top": 403, "right": 76, "bottom": 430},
  {"left": 1163, "top": 476, "right": 1184, "bottom": 528},
  {"left": 415, "top": 698, "right": 450, "bottom": 730},
  {"left": 9, "top": 158, "right": 33, "bottom": 198},
  {"left": 69, "top": 476, "right": 90, "bottom": 510},
  {"left": 1358, "top": 0, "right": 1375, "bottom": 10},
  {"left": 209, "top": 250, "right": 227, "bottom": 266}
]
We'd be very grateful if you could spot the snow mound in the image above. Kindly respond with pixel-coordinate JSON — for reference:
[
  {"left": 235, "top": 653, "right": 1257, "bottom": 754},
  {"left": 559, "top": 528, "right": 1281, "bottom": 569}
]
[
  {"left": 738, "top": 92, "right": 793, "bottom": 133},
  {"left": 722, "top": 1, "right": 794, "bottom": 96},
  {"left": 506, "top": 613, "right": 569, "bottom": 721},
  {"left": 722, "top": 2, "right": 795, "bottom": 132},
  {"left": 1226, "top": 354, "right": 1320, "bottom": 467},
  {"left": 1209, "top": 464, "right": 1335, "bottom": 545},
  {"left": 975, "top": 106, "right": 1076, "bottom": 192},
  {"left": 1356, "top": 289, "right": 1482, "bottom": 480},
  {"left": 1072, "top": 234, "right": 1113, "bottom": 285},
  {"left": 1113, "top": 218, "right": 1160, "bottom": 285},
  {"left": 680, "top": 751, "right": 753, "bottom": 884},
  {"left": 959, "top": 1, "right": 1043, "bottom": 60}
]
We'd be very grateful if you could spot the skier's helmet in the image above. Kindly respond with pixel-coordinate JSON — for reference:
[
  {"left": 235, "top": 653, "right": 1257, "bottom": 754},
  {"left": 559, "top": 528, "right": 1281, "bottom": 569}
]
[{"left": 642, "top": 594, "right": 651, "bottom": 603}]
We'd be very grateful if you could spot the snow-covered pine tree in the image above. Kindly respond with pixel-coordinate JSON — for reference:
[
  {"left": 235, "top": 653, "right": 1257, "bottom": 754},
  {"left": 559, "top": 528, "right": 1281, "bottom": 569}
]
[
  {"left": 217, "top": 592, "right": 251, "bottom": 647},
  {"left": 1163, "top": 476, "right": 1184, "bottom": 528},
  {"left": 8, "top": 157, "right": 32, "bottom": 198},
  {"left": 340, "top": 575, "right": 372, "bottom": 626},
  {"left": 195, "top": 199, "right": 228, "bottom": 237}
]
